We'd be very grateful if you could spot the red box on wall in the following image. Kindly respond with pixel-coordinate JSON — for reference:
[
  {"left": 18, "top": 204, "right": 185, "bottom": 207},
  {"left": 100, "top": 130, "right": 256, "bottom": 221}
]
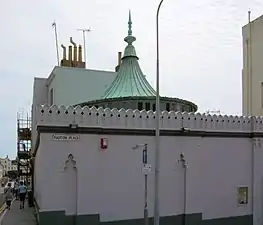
[{"left": 100, "top": 138, "right": 108, "bottom": 150}]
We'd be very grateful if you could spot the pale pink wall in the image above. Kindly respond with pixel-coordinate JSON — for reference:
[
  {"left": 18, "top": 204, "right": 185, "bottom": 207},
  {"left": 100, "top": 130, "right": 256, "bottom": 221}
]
[{"left": 35, "top": 133, "right": 255, "bottom": 221}]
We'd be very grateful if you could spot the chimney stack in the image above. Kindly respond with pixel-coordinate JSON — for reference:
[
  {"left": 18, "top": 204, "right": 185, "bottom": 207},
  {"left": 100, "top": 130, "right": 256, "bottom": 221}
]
[
  {"left": 70, "top": 37, "right": 77, "bottom": 66},
  {"left": 78, "top": 45, "right": 82, "bottom": 62},
  {"left": 118, "top": 52, "right": 122, "bottom": 65},
  {"left": 115, "top": 52, "right": 122, "bottom": 72},
  {"left": 68, "top": 46, "right": 72, "bottom": 66},
  {"left": 61, "top": 44, "right": 66, "bottom": 59},
  {"left": 60, "top": 37, "right": 85, "bottom": 68}
]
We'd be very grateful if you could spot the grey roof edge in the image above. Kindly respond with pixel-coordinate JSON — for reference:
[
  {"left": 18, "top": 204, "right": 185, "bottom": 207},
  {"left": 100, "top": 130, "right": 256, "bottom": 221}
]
[
  {"left": 34, "top": 77, "right": 47, "bottom": 80},
  {"left": 54, "top": 66, "right": 117, "bottom": 74},
  {"left": 242, "top": 14, "right": 263, "bottom": 29},
  {"left": 46, "top": 66, "right": 117, "bottom": 87}
]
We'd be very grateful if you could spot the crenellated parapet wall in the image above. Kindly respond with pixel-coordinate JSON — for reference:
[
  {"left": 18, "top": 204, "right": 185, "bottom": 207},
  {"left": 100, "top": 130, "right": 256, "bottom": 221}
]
[{"left": 34, "top": 104, "right": 263, "bottom": 132}]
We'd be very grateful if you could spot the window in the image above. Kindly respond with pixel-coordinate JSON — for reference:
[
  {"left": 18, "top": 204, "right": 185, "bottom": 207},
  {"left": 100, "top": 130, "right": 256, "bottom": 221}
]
[
  {"left": 145, "top": 102, "right": 150, "bottom": 111},
  {"left": 138, "top": 102, "right": 143, "bottom": 110},
  {"left": 50, "top": 88, "right": 54, "bottom": 105},
  {"left": 166, "top": 103, "right": 170, "bottom": 111},
  {"left": 152, "top": 103, "right": 156, "bottom": 111},
  {"left": 238, "top": 187, "right": 248, "bottom": 205}
]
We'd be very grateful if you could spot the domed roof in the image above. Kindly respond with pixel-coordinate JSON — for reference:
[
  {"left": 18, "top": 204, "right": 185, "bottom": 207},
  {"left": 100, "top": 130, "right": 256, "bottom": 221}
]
[{"left": 102, "top": 11, "right": 156, "bottom": 99}]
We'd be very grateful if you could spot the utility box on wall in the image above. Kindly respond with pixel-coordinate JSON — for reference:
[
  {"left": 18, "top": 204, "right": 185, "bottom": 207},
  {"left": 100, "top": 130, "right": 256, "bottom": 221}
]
[{"left": 100, "top": 138, "right": 108, "bottom": 150}]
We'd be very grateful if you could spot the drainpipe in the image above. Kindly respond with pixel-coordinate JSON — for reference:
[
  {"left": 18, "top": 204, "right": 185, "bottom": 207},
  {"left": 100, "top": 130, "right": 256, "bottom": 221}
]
[
  {"left": 251, "top": 116, "right": 255, "bottom": 224},
  {"left": 178, "top": 153, "right": 187, "bottom": 225},
  {"left": 74, "top": 167, "right": 78, "bottom": 225}
]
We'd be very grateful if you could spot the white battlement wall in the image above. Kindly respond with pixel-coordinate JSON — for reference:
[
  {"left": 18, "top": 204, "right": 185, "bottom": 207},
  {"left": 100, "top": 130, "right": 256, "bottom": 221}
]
[
  {"left": 33, "top": 105, "right": 263, "bottom": 225},
  {"left": 35, "top": 104, "right": 263, "bottom": 132}
]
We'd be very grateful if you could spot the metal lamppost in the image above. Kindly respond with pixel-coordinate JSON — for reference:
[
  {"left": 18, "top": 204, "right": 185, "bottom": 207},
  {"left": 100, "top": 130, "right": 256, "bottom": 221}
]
[
  {"left": 154, "top": 1, "right": 164, "bottom": 225},
  {"left": 133, "top": 144, "right": 151, "bottom": 225}
]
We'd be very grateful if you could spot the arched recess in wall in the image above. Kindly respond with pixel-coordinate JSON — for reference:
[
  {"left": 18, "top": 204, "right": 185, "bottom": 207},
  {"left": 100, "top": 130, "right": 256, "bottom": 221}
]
[{"left": 63, "top": 154, "right": 78, "bottom": 217}]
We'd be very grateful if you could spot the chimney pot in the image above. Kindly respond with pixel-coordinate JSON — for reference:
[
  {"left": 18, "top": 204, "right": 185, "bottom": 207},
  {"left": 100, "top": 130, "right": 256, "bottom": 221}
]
[
  {"left": 70, "top": 37, "right": 77, "bottom": 67},
  {"left": 68, "top": 46, "right": 73, "bottom": 67},
  {"left": 61, "top": 45, "right": 66, "bottom": 59},
  {"left": 78, "top": 45, "right": 82, "bottom": 63},
  {"left": 118, "top": 52, "right": 122, "bottom": 66}
]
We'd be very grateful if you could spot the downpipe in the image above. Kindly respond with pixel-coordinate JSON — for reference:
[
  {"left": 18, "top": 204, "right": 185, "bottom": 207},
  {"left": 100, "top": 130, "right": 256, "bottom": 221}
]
[
  {"left": 251, "top": 117, "right": 255, "bottom": 225},
  {"left": 74, "top": 166, "right": 78, "bottom": 225},
  {"left": 178, "top": 153, "right": 187, "bottom": 225}
]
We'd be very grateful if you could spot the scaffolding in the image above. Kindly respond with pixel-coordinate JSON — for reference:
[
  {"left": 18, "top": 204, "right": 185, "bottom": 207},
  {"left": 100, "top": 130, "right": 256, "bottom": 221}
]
[{"left": 17, "top": 112, "right": 32, "bottom": 185}]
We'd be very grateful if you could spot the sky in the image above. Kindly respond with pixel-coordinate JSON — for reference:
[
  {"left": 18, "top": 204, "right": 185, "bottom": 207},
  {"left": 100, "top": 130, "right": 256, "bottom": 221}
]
[{"left": 0, "top": 0, "right": 263, "bottom": 158}]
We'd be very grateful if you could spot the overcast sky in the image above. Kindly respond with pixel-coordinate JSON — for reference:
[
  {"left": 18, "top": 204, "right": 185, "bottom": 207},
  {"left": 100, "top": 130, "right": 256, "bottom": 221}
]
[{"left": 0, "top": 0, "right": 263, "bottom": 158}]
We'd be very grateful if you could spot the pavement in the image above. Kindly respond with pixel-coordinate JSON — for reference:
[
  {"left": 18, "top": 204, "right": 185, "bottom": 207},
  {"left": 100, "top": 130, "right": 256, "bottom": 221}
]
[{"left": 0, "top": 200, "right": 36, "bottom": 225}]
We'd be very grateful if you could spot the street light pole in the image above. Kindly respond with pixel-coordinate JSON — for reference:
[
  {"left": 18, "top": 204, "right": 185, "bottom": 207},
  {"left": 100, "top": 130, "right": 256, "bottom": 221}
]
[
  {"left": 143, "top": 144, "right": 149, "bottom": 225},
  {"left": 133, "top": 144, "right": 150, "bottom": 225},
  {"left": 154, "top": 1, "right": 164, "bottom": 225}
]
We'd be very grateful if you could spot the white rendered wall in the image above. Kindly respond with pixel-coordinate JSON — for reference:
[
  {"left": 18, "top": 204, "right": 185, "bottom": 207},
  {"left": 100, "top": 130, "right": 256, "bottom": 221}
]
[
  {"left": 47, "top": 67, "right": 117, "bottom": 106},
  {"left": 36, "top": 132, "right": 255, "bottom": 221},
  {"left": 242, "top": 15, "right": 263, "bottom": 116},
  {"left": 34, "top": 105, "right": 263, "bottom": 224}
]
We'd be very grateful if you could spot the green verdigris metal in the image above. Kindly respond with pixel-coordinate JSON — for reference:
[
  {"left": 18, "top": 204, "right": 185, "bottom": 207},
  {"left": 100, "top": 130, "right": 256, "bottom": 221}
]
[{"left": 103, "top": 10, "right": 156, "bottom": 99}]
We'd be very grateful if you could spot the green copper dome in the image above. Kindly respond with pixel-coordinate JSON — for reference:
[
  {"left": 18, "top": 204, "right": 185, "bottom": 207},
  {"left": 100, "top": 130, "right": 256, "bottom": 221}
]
[{"left": 102, "top": 11, "right": 156, "bottom": 99}]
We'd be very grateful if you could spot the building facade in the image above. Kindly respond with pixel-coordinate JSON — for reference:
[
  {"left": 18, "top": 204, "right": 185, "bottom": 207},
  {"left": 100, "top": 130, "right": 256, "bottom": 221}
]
[
  {"left": 77, "top": 12, "right": 197, "bottom": 112},
  {"left": 242, "top": 14, "right": 263, "bottom": 116},
  {"left": 33, "top": 104, "right": 263, "bottom": 225},
  {"left": 32, "top": 15, "right": 197, "bottom": 118},
  {"left": 0, "top": 156, "right": 17, "bottom": 176}
]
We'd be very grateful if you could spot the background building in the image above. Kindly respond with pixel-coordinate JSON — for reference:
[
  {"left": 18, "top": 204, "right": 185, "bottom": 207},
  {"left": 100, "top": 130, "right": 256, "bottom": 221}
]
[
  {"left": 32, "top": 14, "right": 197, "bottom": 114},
  {"left": 0, "top": 156, "right": 17, "bottom": 176},
  {"left": 0, "top": 163, "right": 3, "bottom": 179},
  {"left": 242, "top": 14, "right": 263, "bottom": 116},
  {"left": 17, "top": 114, "right": 32, "bottom": 184}
]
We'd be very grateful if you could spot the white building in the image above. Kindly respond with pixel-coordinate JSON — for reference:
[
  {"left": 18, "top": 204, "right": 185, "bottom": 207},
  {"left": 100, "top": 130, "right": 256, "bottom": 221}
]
[
  {"left": 0, "top": 156, "right": 17, "bottom": 176},
  {"left": 33, "top": 106, "right": 261, "bottom": 225},
  {"left": 32, "top": 12, "right": 261, "bottom": 225},
  {"left": 242, "top": 14, "right": 263, "bottom": 116},
  {"left": 0, "top": 163, "right": 4, "bottom": 180}
]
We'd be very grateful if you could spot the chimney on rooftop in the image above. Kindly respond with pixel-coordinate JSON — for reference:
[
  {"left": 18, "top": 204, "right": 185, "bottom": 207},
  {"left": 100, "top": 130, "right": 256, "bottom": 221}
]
[
  {"left": 68, "top": 46, "right": 72, "bottom": 66},
  {"left": 70, "top": 37, "right": 77, "bottom": 67},
  {"left": 60, "top": 37, "right": 86, "bottom": 68},
  {"left": 61, "top": 44, "right": 66, "bottom": 59},
  {"left": 115, "top": 52, "right": 122, "bottom": 72},
  {"left": 78, "top": 45, "right": 82, "bottom": 63}
]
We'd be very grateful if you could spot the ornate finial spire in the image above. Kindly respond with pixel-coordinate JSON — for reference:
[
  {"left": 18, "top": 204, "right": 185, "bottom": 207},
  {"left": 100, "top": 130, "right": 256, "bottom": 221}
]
[
  {"left": 124, "top": 10, "right": 136, "bottom": 45},
  {"left": 128, "top": 10, "right": 132, "bottom": 36},
  {"left": 102, "top": 11, "right": 156, "bottom": 99}
]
